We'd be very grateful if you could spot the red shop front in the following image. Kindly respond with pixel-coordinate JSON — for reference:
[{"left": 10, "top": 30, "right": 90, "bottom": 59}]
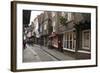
[{"left": 49, "top": 32, "right": 63, "bottom": 50}]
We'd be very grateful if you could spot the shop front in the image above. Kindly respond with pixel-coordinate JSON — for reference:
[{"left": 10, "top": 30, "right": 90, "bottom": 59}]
[
  {"left": 49, "top": 32, "right": 63, "bottom": 51},
  {"left": 63, "top": 30, "right": 76, "bottom": 52}
]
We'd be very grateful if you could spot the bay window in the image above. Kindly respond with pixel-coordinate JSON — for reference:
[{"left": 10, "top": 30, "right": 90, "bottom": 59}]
[
  {"left": 82, "top": 30, "right": 91, "bottom": 50},
  {"left": 63, "top": 31, "right": 76, "bottom": 51}
]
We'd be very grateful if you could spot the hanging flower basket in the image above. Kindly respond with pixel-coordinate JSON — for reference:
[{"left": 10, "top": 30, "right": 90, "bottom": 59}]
[{"left": 59, "top": 16, "right": 68, "bottom": 26}]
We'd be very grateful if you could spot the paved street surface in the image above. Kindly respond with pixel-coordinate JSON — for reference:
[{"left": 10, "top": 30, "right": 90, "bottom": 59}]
[{"left": 23, "top": 44, "right": 75, "bottom": 62}]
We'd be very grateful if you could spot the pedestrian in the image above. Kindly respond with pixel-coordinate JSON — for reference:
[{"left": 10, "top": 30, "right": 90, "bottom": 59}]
[
  {"left": 58, "top": 40, "right": 63, "bottom": 52},
  {"left": 23, "top": 35, "right": 26, "bottom": 49},
  {"left": 47, "top": 39, "right": 52, "bottom": 49}
]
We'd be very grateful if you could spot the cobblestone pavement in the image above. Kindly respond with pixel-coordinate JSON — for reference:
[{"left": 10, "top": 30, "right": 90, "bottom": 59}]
[{"left": 23, "top": 44, "right": 75, "bottom": 62}]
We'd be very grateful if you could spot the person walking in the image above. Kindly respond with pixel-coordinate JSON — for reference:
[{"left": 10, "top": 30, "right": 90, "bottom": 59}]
[
  {"left": 58, "top": 40, "right": 63, "bottom": 52},
  {"left": 23, "top": 35, "right": 27, "bottom": 49},
  {"left": 47, "top": 39, "right": 52, "bottom": 49}
]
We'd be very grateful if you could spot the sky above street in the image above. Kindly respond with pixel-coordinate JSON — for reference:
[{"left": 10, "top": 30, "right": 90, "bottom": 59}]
[
  {"left": 29, "top": 11, "right": 43, "bottom": 26},
  {"left": 29, "top": 11, "right": 43, "bottom": 38}
]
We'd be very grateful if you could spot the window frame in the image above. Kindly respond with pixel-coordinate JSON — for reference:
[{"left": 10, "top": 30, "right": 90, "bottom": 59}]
[{"left": 82, "top": 29, "right": 91, "bottom": 50}]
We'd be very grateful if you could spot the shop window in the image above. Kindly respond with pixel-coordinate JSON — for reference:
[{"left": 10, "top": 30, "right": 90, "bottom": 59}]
[
  {"left": 68, "top": 13, "right": 72, "bottom": 21},
  {"left": 63, "top": 32, "right": 76, "bottom": 50},
  {"left": 82, "top": 30, "right": 90, "bottom": 49},
  {"left": 52, "top": 12, "right": 56, "bottom": 17}
]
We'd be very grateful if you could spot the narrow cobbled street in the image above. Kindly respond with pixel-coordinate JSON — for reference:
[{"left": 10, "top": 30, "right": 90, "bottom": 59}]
[{"left": 23, "top": 44, "right": 75, "bottom": 62}]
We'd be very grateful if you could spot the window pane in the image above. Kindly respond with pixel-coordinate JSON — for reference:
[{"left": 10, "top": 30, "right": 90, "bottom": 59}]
[
  {"left": 68, "top": 13, "right": 72, "bottom": 21},
  {"left": 70, "top": 41, "right": 72, "bottom": 49},
  {"left": 65, "top": 33, "right": 66, "bottom": 40},
  {"left": 67, "top": 41, "right": 69, "bottom": 48},
  {"left": 70, "top": 33, "right": 72, "bottom": 40},
  {"left": 67, "top": 33, "right": 69, "bottom": 40},
  {"left": 64, "top": 41, "right": 67, "bottom": 48},
  {"left": 84, "top": 31, "right": 89, "bottom": 47}
]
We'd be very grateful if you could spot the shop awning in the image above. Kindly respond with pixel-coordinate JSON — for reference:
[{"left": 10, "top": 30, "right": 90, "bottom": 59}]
[{"left": 49, "top": 32, "right": 57, "bottom": 38}]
